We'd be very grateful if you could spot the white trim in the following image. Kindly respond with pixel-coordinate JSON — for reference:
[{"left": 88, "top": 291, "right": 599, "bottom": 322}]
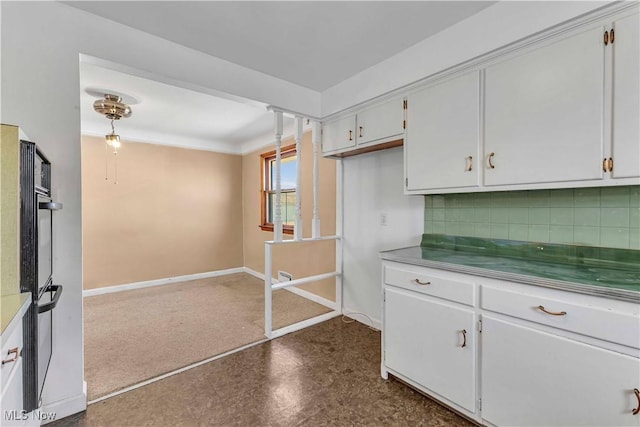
[
  {"left": 264, "top": 235, "right": 340, "bottom": 245},
  {"left": 244, "top": 267, "right": 266, "bottom": 281},
  {"left": 86, "top": 339, "right": 268, "bottom": 406},
  {"left": 271, "top": 272, "right": 339, "bottom": 290},
  {"left": 283, "top": 286, "right": 338, "bottom": 312},
  {"left": 82, "top": 267, "right": 245, "bottom": 297},
  {"left": 270, "top": 311, "right": 341, "bottom": 339},
  {"left": 342, "top": 307, "right": 382, "bottom": 331},
  {"left": 244, "top": 267, "right": 339, "bottom": 312},
  {"left": 40, "top": 387, "right": 87, "bottom": 425}
]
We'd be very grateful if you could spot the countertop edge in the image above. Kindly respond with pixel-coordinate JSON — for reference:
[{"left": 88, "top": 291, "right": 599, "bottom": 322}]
[
  {"left": 380, "top": 252, "right": 640, "bottom": 303},
  {"left": 1, "top": 292, "right": 31, "bottom": 338}
]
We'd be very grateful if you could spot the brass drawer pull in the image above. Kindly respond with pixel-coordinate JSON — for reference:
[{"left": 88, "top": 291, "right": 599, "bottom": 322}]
[
  {"left": 2, "top": 347, "right": 19, "bottom": 365},
  {"left": 604, "top": 30, "right": 609, "bottom": 46},
  {"left": 465, "top": 156, "right": 473, "bottom": 172},
  {"left": 413, "top": 279, "right": 431, "bottom": 286},
  {"left": 608, "top": 157, "right": 613, "bottom": 172},
  {"left": 603, "top": 158, "right": 608, "bottom": 172},
  {"left": 359, "top": 126, "right": 363, "bottom": 138},
  {"left": 633, "top": 389, "right": 640, "bottom": 415},
  {"left": 460, "top": 329, "right": 467, "bottom": 348},
  {"left": 348, "top": 130, "right": 353, "bottom": 141},
  {"left": 488, "top": 152, "right": 495, "bottom": 169},
  {"left": 537, "top": 305, "right": 567, "bottom": 316}
]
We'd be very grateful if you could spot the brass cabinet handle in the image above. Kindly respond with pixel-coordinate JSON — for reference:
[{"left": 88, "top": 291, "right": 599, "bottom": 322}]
[
  {"left": 603, "top": 158, "right": 609, "bottom": 172},
  {"left": 604, "top": 30, "right": 609, "bottom": 46},
  {"left": 413, "top": 279, "right": 431, "bottom": 286},
  {"left": 608, "top": 157, "right": 613, "bottom": 172},
  {"left": 2, "top": 347, "right": 19, "bottom": 365},
  {"left": 465, "top": 156, "right": 473, "bottom": 172},
  {"left": 537, "top": 305, "right": 567, "bottom": 316},
  {"left": 348, "top": 130, "right": 353, "bottom": 141},
  {"left": 610, "top": 28, "right": 615, "bottom": 44},
  {"left": 633, "top": 388, "right": 640, "bottom": 415},
  {"left": 460, "top": 329, "right": 467, "bottom": 348},
  {"left": 488, "top": 152, "right": 495, "bottom": 169},
  {"left": 359, "top": 126, "right": 363, "bottom": 138}
]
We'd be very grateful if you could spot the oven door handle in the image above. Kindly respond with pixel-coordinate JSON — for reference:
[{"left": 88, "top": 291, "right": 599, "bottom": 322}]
[
  {"left": 38, "top": 201, "right": 63, "bottom": 211},
  {"left": 38, "top": 284, "right": 63, "bottom": 313}
]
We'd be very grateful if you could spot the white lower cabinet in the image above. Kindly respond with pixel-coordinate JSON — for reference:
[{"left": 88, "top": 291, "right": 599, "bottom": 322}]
[
  {"left": 384, "top": 287, "right": 476, "bottom": 412},
  {"left": 382, "top": 260, "right": 640, "bottom": 426},
  {"left": 482, "top": 316, "right": 640, "bottom": 427},
  {"left": 1, "top": 308, "right": 27, "bottom": 427}
]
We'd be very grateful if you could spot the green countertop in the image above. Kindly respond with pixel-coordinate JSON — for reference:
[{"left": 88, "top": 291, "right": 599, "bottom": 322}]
[{"left": 380, "top": 235, "right": 640, "bottom": 302}]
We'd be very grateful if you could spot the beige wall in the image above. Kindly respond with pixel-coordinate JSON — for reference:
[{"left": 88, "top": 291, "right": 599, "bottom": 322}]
[
  {"left": 0, "top": 125, "right": 21, "bottom": 296},
  {"left": 82, "top": 136, "right": 244, "bottom": 289},
  {"left": 242, "top": 132, "right": 337, "bottom": 301}
]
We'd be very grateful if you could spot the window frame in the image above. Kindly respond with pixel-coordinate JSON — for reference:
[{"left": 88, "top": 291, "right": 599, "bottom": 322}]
[{"left": 259, "top": 144, "right": 297, "bottom": 234}]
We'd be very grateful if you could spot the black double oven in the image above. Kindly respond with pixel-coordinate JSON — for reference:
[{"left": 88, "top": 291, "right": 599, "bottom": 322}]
[{"left": 20, "top": 140, "right": 63, "bottom": 411}]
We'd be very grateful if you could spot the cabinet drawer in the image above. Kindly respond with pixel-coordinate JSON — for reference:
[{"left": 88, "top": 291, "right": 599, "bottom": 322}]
[
  {"left": 481, "top": 285, "right": 640, "bottom": 349},
  {"left": 384, "top": 264, "right": 475, "bottom": 306},
  {"left": 1, "top": 321, "right": 23, "bottom": 394}
]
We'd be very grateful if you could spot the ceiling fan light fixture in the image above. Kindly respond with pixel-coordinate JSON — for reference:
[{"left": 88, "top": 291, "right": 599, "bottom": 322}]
[{"left": 93, "top": 93, "right": 132, "bottom": 120}]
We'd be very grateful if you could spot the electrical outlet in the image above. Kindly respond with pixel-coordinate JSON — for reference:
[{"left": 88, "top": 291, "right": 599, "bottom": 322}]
[{"left": 380, "top": 213, "right": 388, "bottom": 226}]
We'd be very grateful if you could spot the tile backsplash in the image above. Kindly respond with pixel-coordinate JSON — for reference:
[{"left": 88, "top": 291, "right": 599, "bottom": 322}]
[{"left": 424, "top": 186, "right": 640, "bottom": 249}]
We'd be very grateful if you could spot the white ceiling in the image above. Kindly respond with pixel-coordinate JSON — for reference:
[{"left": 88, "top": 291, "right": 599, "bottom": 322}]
[
  {"left": 74, "top": 1, "right": 495, "bottom": 154},
  {"left": 80, "top": 62, "right": 294, "bottom": 154}
]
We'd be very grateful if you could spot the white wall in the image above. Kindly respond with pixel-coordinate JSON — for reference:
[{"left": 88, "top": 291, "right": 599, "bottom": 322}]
[
  {"left": 342, "top": 148, "right": 423, "bottom": 327},
  {"left": 321, "top": 1, "right": 608, "bottom": 116},
  {"left": 0, "top": 1, "right": 319, "bottom": 419}
]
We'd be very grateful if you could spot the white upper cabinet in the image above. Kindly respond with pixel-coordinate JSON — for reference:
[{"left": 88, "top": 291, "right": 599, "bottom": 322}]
[
  {"left": 356, "top": 98, "right": 404, "bottom": 147},
  {"left": 611, "top": 13, "right": 640, "bottom": 179},
  {"left": 321, "top": 115, "right": 356, "bottom": 154},
  {"left": 322, "top": 98, "right": 404, "bottom": 157},
  {"left": 484, "top": 26, "right": 605, "bottom": 186},
  {"left": 405, "top": 71, "right": 480, "bottom": 191}
]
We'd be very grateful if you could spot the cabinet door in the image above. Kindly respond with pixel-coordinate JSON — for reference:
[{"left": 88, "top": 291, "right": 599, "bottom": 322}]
[
  {"left": 482, "top": 316, "right": 640, "bottom": 427},
  {"left": 405, "top": 71, "right": 480, "bottom": 191},
  {"left": 384, "top": 287, "right": 476, "bottom": 412},
  {"left": 322, "top": 115, "right": 356, "bottom": 154},
  {"left": 356, "top": 98, "right": 404, "bottom": 147},
  {"left": 612, "top": 13, "right": 640, "bottom": 179},
  {"left": 484, "top": 26, "right": 605, "bottom": 186},
  {"left": 0, "top": 358, "right": 24, "bottom": 426}
]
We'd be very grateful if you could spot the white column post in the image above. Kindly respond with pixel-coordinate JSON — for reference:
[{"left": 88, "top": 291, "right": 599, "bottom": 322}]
[
  {"left": 311, "top": 120, "right": 321, "bottom": 239},
  {"left": 294, "top": 116, "right": 303, "bottom": 241},
  {"left": 273, "top": 110, "right": 283, "bottom": 242},
  {"left": 335, "top": 159, "right": 344, "bottom": 314},
  {"left": 264, "top": 243, "right": 273, "bottom": 338}
]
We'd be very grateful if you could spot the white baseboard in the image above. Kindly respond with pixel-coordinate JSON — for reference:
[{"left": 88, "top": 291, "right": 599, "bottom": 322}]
[
  {"left": 284, "top": 286, "right": 338, "bottom": 311},
  {"left": 83, "top": 268, "right": 245, "bottom": 297},
  {"left": 342, "top": 307, "right": 382, "bottom": 331},
  {"left": 40, "top": 383, "right": 87, "bottom": 425},
  {"left": 243, "top": 267, "right": 265, "bottom": 280},
  {"left": 243, "top": 267, "right": 338, "bottom": 311}
]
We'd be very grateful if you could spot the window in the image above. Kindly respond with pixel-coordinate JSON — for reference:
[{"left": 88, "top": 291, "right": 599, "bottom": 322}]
[{"left": 260, "top": 145, "right": 297, "bottom": 234}]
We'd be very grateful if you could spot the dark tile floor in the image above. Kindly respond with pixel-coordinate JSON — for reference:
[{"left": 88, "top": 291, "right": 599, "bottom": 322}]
[{"left": 51, "top": 318, "right": 474, "bottom": 426}]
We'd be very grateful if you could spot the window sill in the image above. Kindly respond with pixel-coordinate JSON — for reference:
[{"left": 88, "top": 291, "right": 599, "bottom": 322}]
[{"left": 259, "top": 224, "right": 294, "bottom": 235}]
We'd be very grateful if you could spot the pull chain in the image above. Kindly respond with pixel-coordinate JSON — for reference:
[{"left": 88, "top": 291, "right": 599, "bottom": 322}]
[
  {"left": 104, "top": 139, "right": 109, "bottom": 180},
  {"left": 113, "top": 151, "right": 118, "bottom": 184}
]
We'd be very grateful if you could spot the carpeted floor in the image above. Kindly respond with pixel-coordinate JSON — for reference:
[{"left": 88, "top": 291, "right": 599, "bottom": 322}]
[{"left": 84, "top": 272, "right": 332, "bottom": 400}]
